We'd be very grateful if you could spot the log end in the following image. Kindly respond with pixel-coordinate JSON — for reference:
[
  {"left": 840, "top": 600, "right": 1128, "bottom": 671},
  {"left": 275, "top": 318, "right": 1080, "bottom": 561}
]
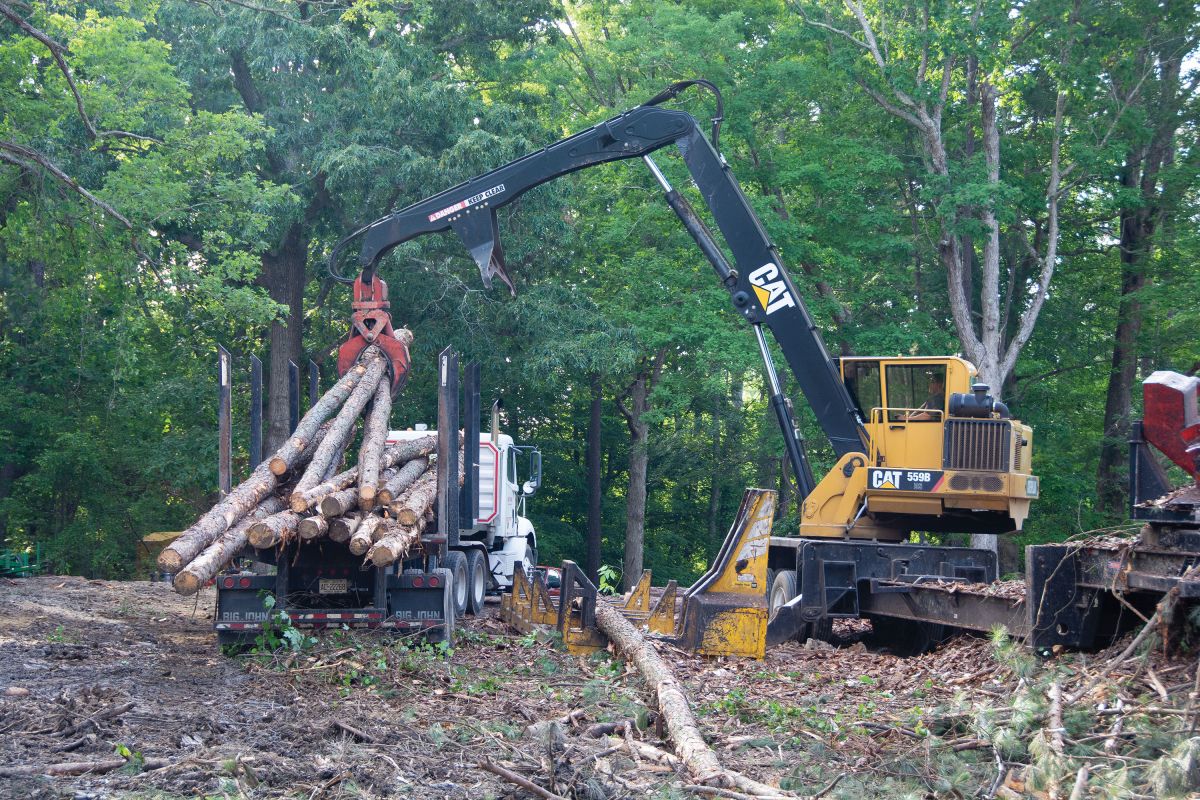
[
  {"left": 269, "top": 456, "right": 289, "bottom": 476},
  {"left": 367, "top": 547, "right": 392, "bottom": 567},
  {"left": 377, "top": 490, "right": 394, "bottom": 506},
  {"left": 172, "top": 570, "right": 202, "bottom": 596},
  {"left": 247, "top": 523, "right": 276, "bottom": 550},
  {"left": 289, "top": 495, "right": 309, "bottom": 514},
  {"left": 348, "top": 538, "right": 370, "bottom": 557},
  {"left": 157, "top": 548, "right": 184, "bottom": 574},
  {"left": 360, "top": 485, "right": 377, "bottom": 505},
  {"left": 395, "top": 510, "right": 419, "bottom": 527},
  {"left": 319, "top": 497, "right": 343, "bottom": 518}
]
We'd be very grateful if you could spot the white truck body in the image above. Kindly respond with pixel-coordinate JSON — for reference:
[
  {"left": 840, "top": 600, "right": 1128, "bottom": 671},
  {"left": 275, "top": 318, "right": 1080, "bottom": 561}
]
[{"left": 385, "top": 429, "right": 538, "bottom": 592}]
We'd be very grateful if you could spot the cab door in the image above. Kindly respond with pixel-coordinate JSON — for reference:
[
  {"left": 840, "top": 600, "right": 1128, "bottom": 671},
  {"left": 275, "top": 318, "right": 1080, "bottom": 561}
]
[{"left": 878, "top": 361, "right": 946, "bottom": 470}]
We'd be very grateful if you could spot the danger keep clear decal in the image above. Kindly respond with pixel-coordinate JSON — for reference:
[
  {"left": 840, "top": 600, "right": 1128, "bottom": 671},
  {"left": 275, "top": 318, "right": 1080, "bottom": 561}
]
[{"left": 868, "top": 468, "right": 945, "bottom": 492}]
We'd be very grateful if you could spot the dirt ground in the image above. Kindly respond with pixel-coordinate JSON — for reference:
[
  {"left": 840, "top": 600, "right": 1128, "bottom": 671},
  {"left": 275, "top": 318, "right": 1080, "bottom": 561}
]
[{"left": 0, "top": 576, "right": 1195, "bottom": 799}]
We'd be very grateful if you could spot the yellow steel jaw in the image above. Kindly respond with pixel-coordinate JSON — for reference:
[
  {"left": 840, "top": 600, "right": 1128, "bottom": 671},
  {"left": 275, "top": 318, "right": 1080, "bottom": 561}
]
[{"left": 500, "top": 489, "right": 776, "bottom": 658}]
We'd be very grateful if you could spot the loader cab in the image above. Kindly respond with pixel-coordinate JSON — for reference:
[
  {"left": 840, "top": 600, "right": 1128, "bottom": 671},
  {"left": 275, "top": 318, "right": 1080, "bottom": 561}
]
[{"left": 840, "top": 356, "right": 976, "bottom": 470}]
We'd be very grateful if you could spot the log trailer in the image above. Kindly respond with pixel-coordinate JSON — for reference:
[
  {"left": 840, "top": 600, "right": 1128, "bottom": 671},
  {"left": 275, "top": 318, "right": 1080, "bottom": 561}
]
[
  {"left": 327, "top": 80, "right": 1197, "bottom": 654},
  {"left": 213, "top": 349, "right": 540, "bottom": 646}
]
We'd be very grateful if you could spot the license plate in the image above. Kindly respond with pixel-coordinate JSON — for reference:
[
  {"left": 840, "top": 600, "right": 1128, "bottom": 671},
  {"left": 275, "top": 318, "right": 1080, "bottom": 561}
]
[{"left": 318, "top": 579, "right": 349, "bottom": 594}]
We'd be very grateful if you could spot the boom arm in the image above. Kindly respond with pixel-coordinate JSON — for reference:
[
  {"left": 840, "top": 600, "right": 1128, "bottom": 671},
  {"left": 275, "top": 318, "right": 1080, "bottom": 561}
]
[{"left": 339, "top": 94, "right": 867, "bottom": 494}]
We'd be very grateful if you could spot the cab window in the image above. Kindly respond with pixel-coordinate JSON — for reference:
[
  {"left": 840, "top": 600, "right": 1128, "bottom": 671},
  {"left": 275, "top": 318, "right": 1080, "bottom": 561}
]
[
  {"left": 843, "top": 361, "right": 882, "bottom": 419},
  {"left": 886, "top": 364, "right": 946, "bottom": 422}
]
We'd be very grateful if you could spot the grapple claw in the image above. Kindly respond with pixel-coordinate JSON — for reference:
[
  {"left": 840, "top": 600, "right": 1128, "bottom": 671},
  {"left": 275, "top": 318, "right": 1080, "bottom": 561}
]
[{"left": 336, "top": 274, "right": 411, "bottom": 394}]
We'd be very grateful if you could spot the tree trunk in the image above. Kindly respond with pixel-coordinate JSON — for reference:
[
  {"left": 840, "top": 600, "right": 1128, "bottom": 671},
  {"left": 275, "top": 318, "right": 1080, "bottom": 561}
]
[
  {"left": 298, "top": 515, "right": 328, "bottom": 541},
  {"left": 593, "top": 602, "right": 786, "bottom": 796},
  {"left": 247, "top": 510, "right": 302, "bottom": 549},
  {"left": 707, "top": 392, "right": 722, "bottom": 542},
  {"left": 294, "top": 435, "right": 434, "bottom": 512},
  {"left": 585, "top": 373, "right": 603, "bottom": 583},
  {"left": 329, "top": 512, "right": 361, "bottom": 544},
  {"left": 172, "top": 496, "right": 286, "bottom": 595},
  {"left": 357, "top": 381, "right": 392, "bottom": 510},
  {"left": 377, "top": 456, "right": 430, "bottom": 506},
  {"left": 263, "top": 223, "right": 309, "bottom": 455},
  {"left": 320, "top": 486, "right": 359, "bottom": 518},
  {"left": 269, "top": 361, "right": 366, "bottom": 476},
  {"left": 621, "top": 373, "right": 650, "bottom": 593}
]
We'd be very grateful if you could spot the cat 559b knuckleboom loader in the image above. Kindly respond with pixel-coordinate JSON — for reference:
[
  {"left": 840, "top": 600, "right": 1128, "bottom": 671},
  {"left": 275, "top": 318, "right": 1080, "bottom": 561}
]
[{"left": 328, "top": 80, "right": 1043, "bottom": 656}]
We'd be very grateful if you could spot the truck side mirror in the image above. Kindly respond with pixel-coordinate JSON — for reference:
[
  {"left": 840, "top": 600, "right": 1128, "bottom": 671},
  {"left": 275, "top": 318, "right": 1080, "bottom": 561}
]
[{"left": 522, "top": 451, "right": 543, "bottom": 495}]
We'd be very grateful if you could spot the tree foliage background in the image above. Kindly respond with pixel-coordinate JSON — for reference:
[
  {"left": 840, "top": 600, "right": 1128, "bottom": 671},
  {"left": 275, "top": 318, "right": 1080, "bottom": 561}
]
[{"left": 1, "top": 0, "right": 1196, "bottom": 580}]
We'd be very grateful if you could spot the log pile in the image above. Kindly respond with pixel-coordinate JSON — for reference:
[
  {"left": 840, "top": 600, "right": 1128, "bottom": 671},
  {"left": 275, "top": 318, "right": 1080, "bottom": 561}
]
[{"left": 163, "top": 344, "right": 449, "bottom": 596}]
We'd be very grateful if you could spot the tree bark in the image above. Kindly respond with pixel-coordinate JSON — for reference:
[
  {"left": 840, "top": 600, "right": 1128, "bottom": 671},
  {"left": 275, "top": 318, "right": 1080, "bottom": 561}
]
[
  {"left": 585, "top": 373, "right": 603, "bottom": 583},
  {"left": 593, "top": 602, "right": 787, "bottom": 796},
  {"left": 263, "top": 223, "right": 310, "bottom": 455},
  {"left": 290, "top": 434, "right": 434, "bottom": 512},
  {"left": 270, "top": 363, "right": 366, "bottom": 477},
  {"left": 617, "top": 355, "right": 664, "bottom": 593},
  {"left": 366, "top": 518, "right": 425, "bottom": 566},
  {"left": 392, "top": 468, "right": 437, "bottom": 526},
  {"left": 172, "top": 496, "right": 286, "bottom": 595},
  {"left": 293, "top": 352, "right": 387, "bottom": 496},
  {"left": 377, "top": 456, "right": 430, "bottom": 506},
  {"left": 357, "top": 381, "right": 392, "bottom": 510},
  {"left": 247, "top": 511, "right": 302, "bottom": 549}
]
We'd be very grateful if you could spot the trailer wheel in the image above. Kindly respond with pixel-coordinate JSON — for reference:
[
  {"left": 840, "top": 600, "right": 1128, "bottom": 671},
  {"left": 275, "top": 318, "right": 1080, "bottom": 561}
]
[
  {"left": 444, "top": 550, "right": 469, "bottom": 618},
  {"left": 769, "top": 569, "right": 798, "bottom": 619},
  {"left": 465, "top": 549, "right": 486, "bottom": 615}
]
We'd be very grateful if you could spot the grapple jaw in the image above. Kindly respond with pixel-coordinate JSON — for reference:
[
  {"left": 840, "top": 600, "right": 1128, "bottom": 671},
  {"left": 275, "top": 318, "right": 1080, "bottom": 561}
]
[
  {"left": 336, "top": 274, "right": 411, "bottom": 394},
  {"left": 1143, "top": 371, "right": 1200, "bottom": 484}
]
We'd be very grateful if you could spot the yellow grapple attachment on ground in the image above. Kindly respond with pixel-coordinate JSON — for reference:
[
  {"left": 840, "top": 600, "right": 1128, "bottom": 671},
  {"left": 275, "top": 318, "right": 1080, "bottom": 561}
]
[{"left": 500, "top": 488, "right": 776, "bottom": 658}]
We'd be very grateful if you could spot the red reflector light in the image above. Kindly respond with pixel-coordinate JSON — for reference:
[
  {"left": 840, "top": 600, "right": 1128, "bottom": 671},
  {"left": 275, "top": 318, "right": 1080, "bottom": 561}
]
[
  {"left": 222, "top": 577, "right": 235, "bottom": 589},
  {"left": 428, "top": 576, "right": 440, "bottom": 588},
  {"left": 239, "top": 577, "right": 251, "bottom": 588},
  {"left": 412, "top": 576, "right": 424, "bottom": 587}
]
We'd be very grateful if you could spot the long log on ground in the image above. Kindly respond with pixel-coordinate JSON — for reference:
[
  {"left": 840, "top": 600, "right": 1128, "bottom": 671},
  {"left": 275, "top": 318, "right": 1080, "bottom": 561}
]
[
  {"left": 348, "top": 515, "right": 386, "bottom": 556},
  {"left": 298, "top": 515, "right": 328, "bottom": 541},
  {"left": 592, "top": 602, "right": 794, "bottom": 797},
  {"left": 377, "top": 456, "right": 429, "bottom": 506},
  {"left": 269, "top": 360, "right": 369, "bottom": 476},
  {"left": 329, "top": 512, "right": 361, "bottom": 544},
  {"left": 0, "top": 756, "right": 172, "bottom": 777},
  {"left": 366, "top": 518, "right": 425, "bottom": 566},
  {"left": 357, "top": 381, "right": 393, "bottom": 510},
  {"left": 172, "top": 496, "right": 286, "bottom": 595},
  {"left": 292, "top": 352, "right": 388, "bottom": 496},
  {"left": 291, "top": 435, "right": 434, "bottom": 513},
  {"left": 157, "top": 424, "right": 329, "bottom": 573},
  {"left": 392, "top": 468, "right": 438, "bottom": 526},
  {"left": 247, "top": 511, "right": 303, "bottom": 549}
]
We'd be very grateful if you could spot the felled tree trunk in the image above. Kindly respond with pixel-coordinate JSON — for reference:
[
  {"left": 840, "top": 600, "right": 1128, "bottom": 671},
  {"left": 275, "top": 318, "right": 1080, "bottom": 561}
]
[
  {"left": 319, "top": 487, "right": 359, "bottom": 518},
  {"left": 357, "top": 381, "right": 392, "bottom": 510},
  {"left": 329, "top": 512, "right": 361, "bottom": 544},
  {"left": 269, "top": 360, "right": 367, "bottom": 476},
  {"left": 172, "top": 496, "right": 286, "bottom": 595},
  {"left": 298, "top": 516, "right": 328, "bottom": 541},
  {"left": 290, "top": 433, "right": 430, "bottom": 514},
  {"left": 392, "top": 469, "right": 437, "bottom": 526},
  {"left": 247, "top": 511, "right": 303, "bottom": 549},
  {"left": 293, "top": 353, "right": 388, "bottom": 496},
  {"left": 348, "top": 515, "right": 386, "bottom": 556},
  {"left": 290, "top": 464, "right": 358, "bottom": 513},
  {"left": 377, "top": 457, "right": 429, "bottom": 506},
  {"left": 366, "top": 518, "right": 425, "bottom": 566},
  {"left": 593, "top": 603, "right": 791, "bottom": 797}
]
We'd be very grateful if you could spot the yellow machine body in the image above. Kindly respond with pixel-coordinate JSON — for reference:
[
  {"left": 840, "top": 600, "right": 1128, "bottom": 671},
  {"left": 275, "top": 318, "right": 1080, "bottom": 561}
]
[{"left": 799, "top": 356, "right": 1037, "bottom": 541}]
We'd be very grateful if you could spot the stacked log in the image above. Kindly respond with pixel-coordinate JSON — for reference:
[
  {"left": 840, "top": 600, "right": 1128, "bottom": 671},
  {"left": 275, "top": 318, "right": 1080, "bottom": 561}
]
[{"left": 162, "top": 338, "right": 456, "bottom": 596}]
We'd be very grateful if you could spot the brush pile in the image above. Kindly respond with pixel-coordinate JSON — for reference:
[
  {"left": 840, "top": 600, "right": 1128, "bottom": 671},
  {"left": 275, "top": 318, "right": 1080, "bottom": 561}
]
[{"left": 159, "top": 343, "right": 448, "bottom": 596}]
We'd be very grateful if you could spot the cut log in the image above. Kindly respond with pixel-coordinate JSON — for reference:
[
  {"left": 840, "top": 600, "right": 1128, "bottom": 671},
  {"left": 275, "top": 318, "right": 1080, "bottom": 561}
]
[
  {"left": 377, "top": 456, "right": 429, "bottom": 506},
  {"left": 293, "top": 352, "right": 388, "bottom": 496},
  {"left": 329, "top": 512, "right": 362, "bottom": 544},
  {"left": 348, "top": 515, "right": 386, "bottom": 556},
  {"left": 269, "top": 361, "right": 368, "bottom": 476},
  {"left": 290, "top": 465, "right": 358, "bottom": 513},
  {"left": 247, "top": 511, "right": 303, "bottom": 550},
  {"left": 289, "top": 434, "right": 433, "bottom": 514},
  {"left": 157, "top": 423, "right": 329, "bottom": 573},
  {"left": 366, "top": 518, "right": 425, "bottom": 566},
  {"left": 172, "top": 496, "right": 286, "bottom": 595},
  {"left": 593, "top": 602, "right": 793, "bottom": 797},
  {"left": 319, "top": 487, "right": 358, "bottom": 518},
  {"left": 298, "top": 515, "right": 328, "bottom": 541},
  {"left": 392, "top": 468, "right": 437, "bottom": 526},
  {"left": 357, "top": 381, "right": 393, "bottom": 510}
]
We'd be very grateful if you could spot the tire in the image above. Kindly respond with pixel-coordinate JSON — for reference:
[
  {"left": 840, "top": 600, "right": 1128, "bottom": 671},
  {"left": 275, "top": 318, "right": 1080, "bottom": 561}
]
[
  {"left": 465, "top": 549, "right": 487, "bottom": 616},
  {"left": 524, "top": 541, "right": 537, "bottom": 575},
  {"left": 768, "top": 569, "right": 798, "bottom": 620},
  {"left": 444, "top": 550, "right": 468, "bottom": 618}
]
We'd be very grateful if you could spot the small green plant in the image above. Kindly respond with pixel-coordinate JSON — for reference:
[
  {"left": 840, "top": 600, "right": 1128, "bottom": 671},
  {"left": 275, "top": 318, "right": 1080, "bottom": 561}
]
[
  {"left": 597, "top": 564, "right": 620, "bottom": 594},
  {"left": 251, "top": 595, "right": 316, "bottom": 655}
]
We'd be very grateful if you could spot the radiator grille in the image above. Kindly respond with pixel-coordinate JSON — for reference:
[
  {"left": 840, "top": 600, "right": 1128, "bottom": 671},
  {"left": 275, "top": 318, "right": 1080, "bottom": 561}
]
[{"left": 943, "top": 419, "right": 1012, "bottom": 472}]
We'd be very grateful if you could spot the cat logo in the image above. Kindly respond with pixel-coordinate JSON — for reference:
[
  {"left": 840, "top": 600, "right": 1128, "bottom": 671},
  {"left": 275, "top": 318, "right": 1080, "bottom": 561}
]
[{"left": 748, "top": 263, "right": 797, "bottom": 315}]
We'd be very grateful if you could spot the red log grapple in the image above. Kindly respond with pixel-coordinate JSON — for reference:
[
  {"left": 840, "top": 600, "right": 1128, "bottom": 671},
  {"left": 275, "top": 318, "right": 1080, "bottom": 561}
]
[
  {"left": 336, "top": 274, "right": 411, "bottom": 394},
  {"left": 1143, "top": 370, "right": 1200, "bottom": 485}
]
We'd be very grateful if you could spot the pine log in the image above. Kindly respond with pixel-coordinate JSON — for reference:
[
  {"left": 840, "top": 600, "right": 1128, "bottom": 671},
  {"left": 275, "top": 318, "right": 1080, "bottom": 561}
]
[
  {"left": 366, "top": 519, "right": 425, "bottom": 566},
  {"left": 290, "top": 465, "right": 358, "bottom": 513},
  {"left": 592, "top": 602, "right": 792, "bottom": 797},
  {"left": 290, "top": 434, "right": 433, "bottom": 513},
  {"left": 247, "top": 511, "right": 303, "bottom": 549},
  {"left": 329, "top": 512, "right": 361, "bottom": 544},
  {"left": 392, "top": 468, "right": 437, "bottom": 526},
  {"left": 319, "top": 487, "right": 358, "bottom": 518},
  {"left": 298, "top": 515, "right": 328, "bottom": 541},
  {"left": 377, "top": 456, "right": 429, "bottom": 506},
  {"left": 172, "top": 496, "right": 286, "bottom": 595},
  {"left": 158, "top": 423, "right": 329, "bottom": 573},
  {"left": 357, "top": 381, "right": 393, "bottom": 510},
  {"left": 348, "top": 515, "right": 385, "bottom": 556},
  {"left": 292, "top": 353, "right": 388, "bottom": 496},
  {"left": 269, "top": 360, "right": 369, "bottom": 476}
]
